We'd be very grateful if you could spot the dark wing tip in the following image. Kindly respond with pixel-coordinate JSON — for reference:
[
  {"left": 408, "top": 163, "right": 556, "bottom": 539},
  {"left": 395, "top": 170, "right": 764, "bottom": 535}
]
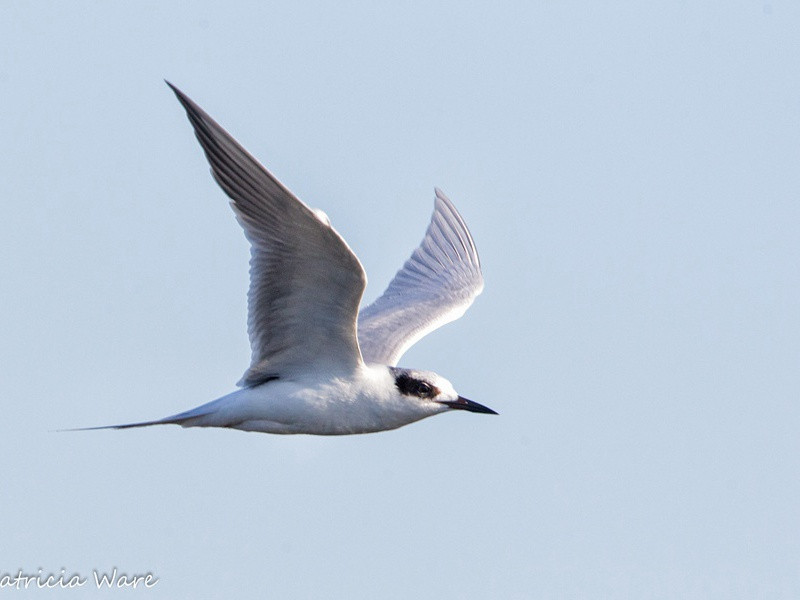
[
  {"left": 165, "top": 80, "right": 205, "bottom": 119},
  {"left": 164, "top": 79, "right": 182, "bottom": 97}
]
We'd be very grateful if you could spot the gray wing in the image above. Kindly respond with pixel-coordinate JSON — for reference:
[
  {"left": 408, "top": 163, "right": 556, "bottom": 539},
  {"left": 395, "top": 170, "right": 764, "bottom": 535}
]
[
  {"left": 357, "top": 188, "right": 483, "bottom": 366},
  {"left": 168, "top": 83, "right": 366, "bottom": 385}
]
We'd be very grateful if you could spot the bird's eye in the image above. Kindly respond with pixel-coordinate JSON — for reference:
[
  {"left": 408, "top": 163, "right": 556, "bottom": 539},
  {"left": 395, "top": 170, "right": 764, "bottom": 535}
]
[{"left": 416, "top": 382, "right": 433, "bottom": 397}]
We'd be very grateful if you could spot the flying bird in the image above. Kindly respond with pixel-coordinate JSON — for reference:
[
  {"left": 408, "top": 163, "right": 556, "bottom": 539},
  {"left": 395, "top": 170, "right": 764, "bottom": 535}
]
[{"left": 81, "top": 82, "right": 495, "bottom": 435}]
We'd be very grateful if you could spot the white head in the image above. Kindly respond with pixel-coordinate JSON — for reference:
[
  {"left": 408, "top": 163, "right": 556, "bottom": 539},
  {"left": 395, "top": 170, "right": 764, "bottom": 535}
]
[{"left": 388, "top": 367, "right": 497, "bottom": 417}]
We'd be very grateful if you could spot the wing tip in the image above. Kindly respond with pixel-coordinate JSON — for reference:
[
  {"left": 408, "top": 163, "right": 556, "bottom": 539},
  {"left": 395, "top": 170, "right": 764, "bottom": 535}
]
[
  {"left": 429, "top": 187, "right": 482, "bottom": 270},
  {"left": 165, "top": 79, "right": 188, "bottom": 104},
  {"left": 434, "top": 186, "right": 453, "bottom": 208}
]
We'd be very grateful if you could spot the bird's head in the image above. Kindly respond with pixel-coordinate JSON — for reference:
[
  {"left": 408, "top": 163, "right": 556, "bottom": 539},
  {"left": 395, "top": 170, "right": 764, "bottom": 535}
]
[{"left": 388, "top": 367, "right": 497, "bottom": 416}]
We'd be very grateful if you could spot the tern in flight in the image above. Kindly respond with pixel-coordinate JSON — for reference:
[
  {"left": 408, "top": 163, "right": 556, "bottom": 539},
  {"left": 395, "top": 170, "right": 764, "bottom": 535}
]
[{"left": 82, "top": 83, "right": 496, "bottom": 435}]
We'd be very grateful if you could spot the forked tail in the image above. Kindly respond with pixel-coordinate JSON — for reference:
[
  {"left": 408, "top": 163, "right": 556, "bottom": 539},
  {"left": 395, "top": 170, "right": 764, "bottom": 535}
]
[{"left": 58, "top": 417, "right": 185, "bottom": 432}]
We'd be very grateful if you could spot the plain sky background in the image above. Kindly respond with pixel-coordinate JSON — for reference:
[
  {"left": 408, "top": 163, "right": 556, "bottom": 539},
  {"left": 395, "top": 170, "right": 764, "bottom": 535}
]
[{"left": 2, "top": 1, "right": 799, "bottom": 598}]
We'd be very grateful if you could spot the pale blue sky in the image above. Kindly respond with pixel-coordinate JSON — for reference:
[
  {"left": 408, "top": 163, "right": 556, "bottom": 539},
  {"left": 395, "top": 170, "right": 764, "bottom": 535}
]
[{"left": 2, "top": 2, "right": 800, "bottom": 598}]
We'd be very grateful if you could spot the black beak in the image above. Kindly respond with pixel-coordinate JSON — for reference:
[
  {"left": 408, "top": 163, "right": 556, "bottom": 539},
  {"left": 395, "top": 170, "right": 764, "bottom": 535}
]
[{"left": 440, "top": 396, "right": 498, "bottom": 415}]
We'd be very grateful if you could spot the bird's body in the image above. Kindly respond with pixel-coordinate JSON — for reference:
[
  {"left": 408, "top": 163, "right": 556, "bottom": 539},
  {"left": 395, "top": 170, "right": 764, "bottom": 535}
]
[
  {"left": 141, "top": 365, "right": 452, "bottom": 435},
  {"left": 78, "top": 83, "right": 496, "bottom": 436}
]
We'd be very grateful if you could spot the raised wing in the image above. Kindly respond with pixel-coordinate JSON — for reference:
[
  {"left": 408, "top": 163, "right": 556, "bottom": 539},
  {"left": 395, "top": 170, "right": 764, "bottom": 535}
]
[
  {"left": 357, "top": 189, "right": 483, "bottom": 366},
  {"left": 168, "top": 83, "right": 366, "bottom": 386}
]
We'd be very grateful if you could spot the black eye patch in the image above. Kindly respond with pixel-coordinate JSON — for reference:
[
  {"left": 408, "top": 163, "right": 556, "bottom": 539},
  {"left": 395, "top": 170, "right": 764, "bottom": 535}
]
[{"left": 394, "top": 373, "right": 439, "bottom": 398}]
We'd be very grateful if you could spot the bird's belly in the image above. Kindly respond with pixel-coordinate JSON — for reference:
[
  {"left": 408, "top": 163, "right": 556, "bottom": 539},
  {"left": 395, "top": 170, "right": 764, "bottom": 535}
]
[
  {"left": 206, "top": 380, "right": 426, "bottom": 435},
  {"left": 231, "top": 402, "right": 415, "bottom": 435}
]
